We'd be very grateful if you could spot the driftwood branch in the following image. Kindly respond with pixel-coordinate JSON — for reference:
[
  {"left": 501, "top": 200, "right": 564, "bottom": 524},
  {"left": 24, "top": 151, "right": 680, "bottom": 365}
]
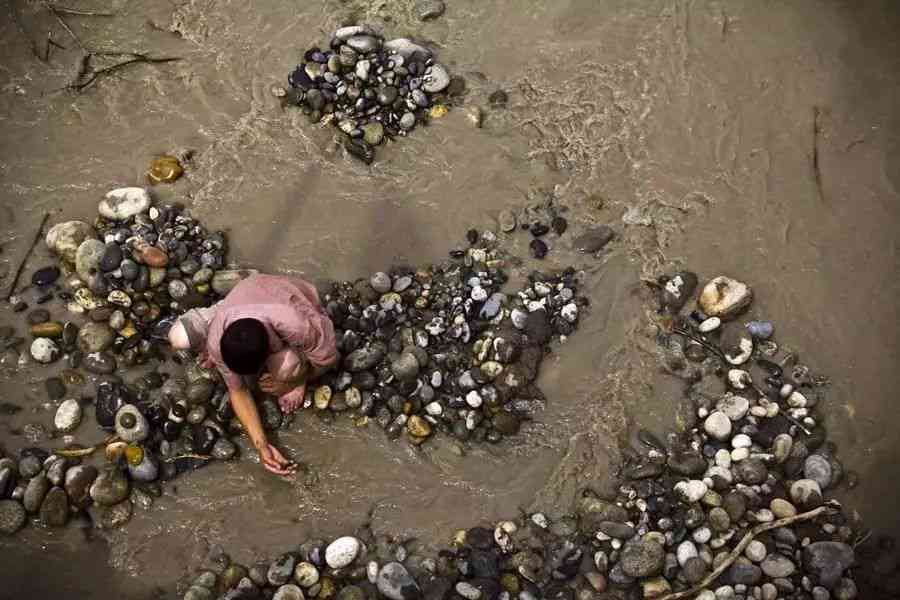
[
  {"left": 4, "top": 212, "right": 50, "bottom": 302},
  {"left": 63, "top": 53, "right": 181, "bottom": 92},
  {"left": 658, "top": 502, "right": 838, "bottom": 600},
  {"left": 43, "top": 1, "right": 86, "bottom": 51}
]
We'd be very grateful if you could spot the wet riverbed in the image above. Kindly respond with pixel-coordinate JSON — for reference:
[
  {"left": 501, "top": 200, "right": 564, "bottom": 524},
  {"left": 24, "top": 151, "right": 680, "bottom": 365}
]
[{"left": 0, "top": 1, "right": 898, "bottom": 597}]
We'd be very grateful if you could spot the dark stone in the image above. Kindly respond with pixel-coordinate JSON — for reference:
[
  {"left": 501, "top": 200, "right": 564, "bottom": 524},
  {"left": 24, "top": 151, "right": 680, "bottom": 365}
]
[
  {"left": 32, "top": 266, "right": 61, "bottom": 286},
  {"left": 659, "top": 271, "right": 698, "bottom": 312},
  {"left": 100, "top": 243, "right": 124, "bottom": 272},
  {"left": 551, "top": 217, "right": 568, "bottom": 235},
  {"left": 26, "top": 309, "right": 50, "bottom": 325},
  {"left": 95, "top": 380, "right": 133, "bottom": 429},
  {"left": 529, "top": 239, "right": 548, "bottom": 259},
  {"left": 667, "top": 452, "right": 707, "bottom": 476},
  {"left": 727, "top": 561, "right": 762, "bottom": 585},
  {"left": 736, "top": 458, "right": 768, "bottom": 485},
  {"left": 346, "top": 139, "right": 375, "bottom": 164},
  {"left": 619, "top": 538, "right": 665, "bottom": 577},
  {"left": 470, "top": 550, "right": 499, "bottom": 578},
  {"left": 597, "top": 521, "right": 635, "bottom": 539},
  {"left": 523, "top": 310, "right": 552, "bottom": 344},
  {"left": 39, "top": 486, "right": 69, "bottom": 527},
  {"left": 572, "top": 226, "right": 614, "bottom": 253},
  {"left": 803, "top": 542, "right": 854, "bottom": 589}
]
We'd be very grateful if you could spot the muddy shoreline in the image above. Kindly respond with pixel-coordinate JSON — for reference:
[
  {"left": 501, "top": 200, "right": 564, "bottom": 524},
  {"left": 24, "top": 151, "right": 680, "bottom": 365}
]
[{"left": 1, "top": 0, "right": 899, "bottom": 598}]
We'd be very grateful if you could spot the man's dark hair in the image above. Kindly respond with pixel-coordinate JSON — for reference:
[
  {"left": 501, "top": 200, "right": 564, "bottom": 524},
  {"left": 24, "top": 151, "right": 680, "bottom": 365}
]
[{"left": 221, "top": 318, "right": 268, "bottom": 375}]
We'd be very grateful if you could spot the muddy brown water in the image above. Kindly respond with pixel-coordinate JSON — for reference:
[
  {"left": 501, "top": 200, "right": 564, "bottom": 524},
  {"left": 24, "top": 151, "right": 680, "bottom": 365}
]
[{"left": 0, "top": 0, "right": 899, "bottom": 597}]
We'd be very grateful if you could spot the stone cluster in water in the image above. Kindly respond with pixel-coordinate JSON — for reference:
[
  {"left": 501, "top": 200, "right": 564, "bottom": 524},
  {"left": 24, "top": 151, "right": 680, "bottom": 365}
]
[
  {"left": 0, "top": 188, "right": 256, "bottom": 534},
  {"left": 306, "top": 228, "right": 584, "bottom": 445},
  {"left": 282, "top": 25, "right": 460, "bottom": 164},
  {"left": 180, "top": 273, "right": 885, "bottom": 600}
]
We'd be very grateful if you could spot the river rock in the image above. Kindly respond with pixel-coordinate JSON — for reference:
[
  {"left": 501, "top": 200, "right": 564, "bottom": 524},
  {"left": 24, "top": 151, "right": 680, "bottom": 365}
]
[
  {"left": 698, "top": 276, "right": 753, "bottom": 319},
  {"left": 423, "top": 64, "right": 450, "bottom": 93},
  {"left": 384, "top": 38, "right": 432, "bottom": 60},
  {"left": 370, "top": 272, "right": 391, "bottom": 294},
  {"left": 674, "top": 480, "right": 708, "bottom": 504},
  {"left": 417, "top": 0, "right": 445, "bottom": 20},
  {"left": 273, "top": 584, "right": 305, "bottom": 600},
  {"left": 572, "top": 226, "right": 615, "bottom": 253},
  {"left": 391, "top": 353, "right": 420, "bottom": 381},
  {"left": 803, "top": 542, "right": 854, "bottom": 589},
  {"left": 65, "top": 465, "right": 98, "bottom": 507},
  {"left": 619, "top": 538, "right": 665, "bottom": 578},
  {"left": 804, "top": 454, "right": 833, "bottom": 490},
  {"left": 115, "top": 404, "right": 149, "bottom": 443},
  {"left": 377, "top": 562, "right": 420, "bottom": 600},
  {"left": 75, "top": 238, "right": 106, "bottom": 281},
  {"left": 100, "top": 187, "right": 151, "bottom": 220},
  {"left": 39, "top": 486, "right": 69, "bottom": 527},
  {"left": 704, "top": 411, "right": 732, "bottom": 440},
  {"left": 344, "top": 343, "right": 387, "bottom": 372},
  {"left": 90, "top": 466, "right": 130, "bottom": 506},
  {"left": 84, "top": 351, "right": 117, "bottom": 374},
  {"left": 790, "top": 479, "right": 823, "bottom": 507},
  {"left": 46, "top": 221, "right": 94, "bottom": 263},
  {"left": 212, "top": 269, "right": 258, "bottom": 296},
  {"left": 294, "top": 562, "right": 319, "bottom": 587},
  {"left": 269, "top": 554, "right": 297, "bottom": 586},
  {"left": 212, "top": 438, "right": 237, "bottom": 460},
  {"left": 661, "top": 271, "right": 698, "bottom": 312},
  {"left": 54, "top": 398, "right": 82, "bottom": 432},
  {"left": 30, "top": 338, "right": 60, "bottom": 363},
  {"left": 0, "top": 500, "right": 26, "bottom": 534},
  {"left": 23, "top": 474, "right": 51, "bottom": 513},
  {"left": 760, "top": 554, "right": 796, "bottom": 579},
  {"left": 77, "top": 322, "right": 114, "bottom": 353},
  {"left": 326, "top": 536, "right": 361, "bottom": 569}
]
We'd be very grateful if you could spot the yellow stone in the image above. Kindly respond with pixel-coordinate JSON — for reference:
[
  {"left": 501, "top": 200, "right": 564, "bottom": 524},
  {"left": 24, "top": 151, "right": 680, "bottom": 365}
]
[
  {"left": 429, "top": 104, "right": 449, "bottom": 119},
  {"left": 407, "top": 415, "right": 432, "bottom": 438},
  {"left": 30, "top": 322, "right": 63, "bottom": 338},
  {"left": 196, "top": 283, "right": 210, "bottom": 294},
  {"left": 75, "top": 287, "right": 105, "bottom": 310},
  {"left": 415, "top": 297, "right": 429, "bottom": 309},
  {"left": 314, "top": 385, "right": 332, "bottom": 410},
  {"left": 120, "top": 322, "right": 138, "bottom": 338},
  {"left": 641, "top": 577, "right": 671, "bottom": 599},
  {"left": 125, "top": 444, "right": 144, "bottom": 466},
  {"left": 147, "top": 155, "right": 184, "bottom": 184},
  {"left": 452, "top": 529, "right": 467, "bottom": 547}
]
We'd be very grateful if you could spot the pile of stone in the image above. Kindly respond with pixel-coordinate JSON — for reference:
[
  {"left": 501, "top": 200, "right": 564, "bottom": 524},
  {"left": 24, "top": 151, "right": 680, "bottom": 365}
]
[
  {"left": 0, "top": 188, "right": 250, "bottom": 533},
  {"left": 307, "top": 228, "right": 584, "bottom": 445},
  {"left": 183, "top": 272, "right": 876, "bottom": 600},
  {"left": 282, "top": 24, "right": 461, "bottom": 164}
]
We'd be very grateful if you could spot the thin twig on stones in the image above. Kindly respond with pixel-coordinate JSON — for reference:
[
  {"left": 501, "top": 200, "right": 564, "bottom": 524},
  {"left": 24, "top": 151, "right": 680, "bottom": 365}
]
[
  {"left": 657, "top": 502, "right": 838, "bottom": 600},
  {"left": 62, "top": 53, "right": 181, "bottom": 92}
]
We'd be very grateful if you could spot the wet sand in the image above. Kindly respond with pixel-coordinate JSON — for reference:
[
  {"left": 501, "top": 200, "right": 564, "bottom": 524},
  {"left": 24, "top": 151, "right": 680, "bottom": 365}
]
[{"left": 0, "top": 1, "right": 898, "bottom": 596}]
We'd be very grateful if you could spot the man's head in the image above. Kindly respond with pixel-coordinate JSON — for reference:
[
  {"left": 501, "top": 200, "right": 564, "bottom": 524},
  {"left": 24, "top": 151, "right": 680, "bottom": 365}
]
[{"left": 221, "top": 318, "right": 268, "bottom": 375}]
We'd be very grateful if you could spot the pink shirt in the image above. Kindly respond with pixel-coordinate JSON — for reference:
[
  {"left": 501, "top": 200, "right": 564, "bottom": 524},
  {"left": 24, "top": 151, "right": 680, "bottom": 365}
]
[{"left": 188, "top": 274, "right": 337, "bottom": 390}]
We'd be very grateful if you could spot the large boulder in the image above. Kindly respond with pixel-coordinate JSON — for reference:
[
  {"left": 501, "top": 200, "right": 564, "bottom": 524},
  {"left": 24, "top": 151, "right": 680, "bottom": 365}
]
[{"left": 46, "top": 220, "right": 94, "bottom": 263}]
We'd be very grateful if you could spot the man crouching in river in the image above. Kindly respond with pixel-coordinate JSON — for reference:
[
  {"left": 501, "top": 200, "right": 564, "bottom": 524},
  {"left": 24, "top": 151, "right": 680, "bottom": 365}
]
[{"left": 168, "top": 274, "right": 337, "bottom": 475}]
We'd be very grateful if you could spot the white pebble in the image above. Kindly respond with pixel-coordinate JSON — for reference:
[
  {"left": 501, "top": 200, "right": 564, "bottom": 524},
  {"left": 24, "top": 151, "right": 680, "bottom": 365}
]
[
  {"left": 465, "top": 390, "right": 483, "bottom": 408},
  {"left": 731, "top": 447, "right": 750, "bottom": 462},
  {"left": 745, "top": 540, "right": 767, "bottom": 562},
  {"left": 693, "top": 527, "right": 712, "bottom": 544},
  {"left": 715, "top": 449, "right": 732, "bottom": 468},
  {"left": 325, "top": 536, "right": 360, "bottom": 569},
  {"left": 704, "top": 411, "right": 732, "bottom": 440},
  {"left": 675, "top": 480, "right": 708, "bottom": 503},
  {"left": 560, "top": 303, "right": 578, "bottom": 323},
  {"left": 699, "top": 317, "right": 721, "bottom": 332},
  {"left": 787, "top": 391, "right": 807, "bottom": 408},
  {"left": 731, "top": 434, "right": 752, "bottom": 448},
  {"left": 677, "top": 540, "right": 698, "bottom": 566}
]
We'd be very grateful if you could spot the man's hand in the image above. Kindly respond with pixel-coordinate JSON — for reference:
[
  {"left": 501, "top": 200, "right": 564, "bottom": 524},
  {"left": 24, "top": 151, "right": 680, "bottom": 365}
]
[{"left": 257, "top": 442, "right": 296, "bottom": 476}]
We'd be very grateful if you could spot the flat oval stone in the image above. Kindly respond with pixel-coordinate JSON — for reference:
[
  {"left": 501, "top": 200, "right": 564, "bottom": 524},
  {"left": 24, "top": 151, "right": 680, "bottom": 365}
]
[
  {"left": 325, "top": 536, "right": 361, "bottom": 569},
  {"left": 32, "top": 266, "right": 61, "bottom": 286},
  {"left": 423, "top": 64, "right": 450, "bottom": 93},
  {"left": 0, "top": 499, "right": 27, "bottom": 534},
  {"left": 100, "top": 187, "right": 151, "bottom": 221},
  {"left": 54, "top": 398, "right": 82, "bottom": 432}
]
